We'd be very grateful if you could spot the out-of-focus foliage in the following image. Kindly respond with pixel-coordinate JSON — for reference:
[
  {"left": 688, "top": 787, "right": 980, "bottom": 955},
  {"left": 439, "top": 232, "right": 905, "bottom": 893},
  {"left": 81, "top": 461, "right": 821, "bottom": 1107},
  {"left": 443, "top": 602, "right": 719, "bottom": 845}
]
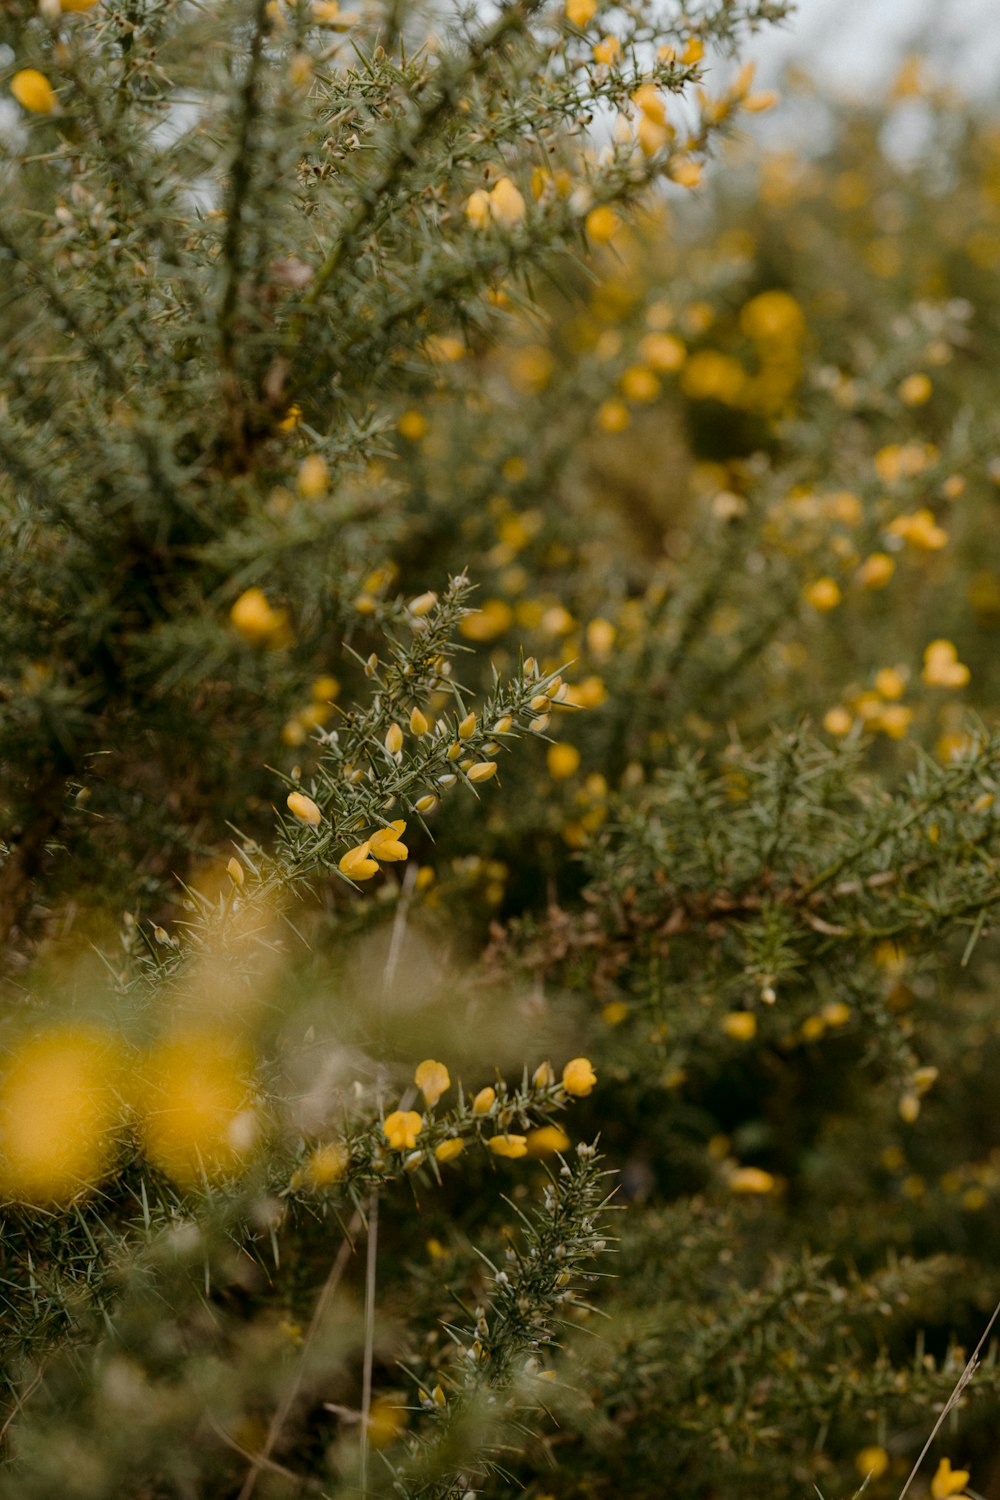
[{"left": 5, "top": 0, "right": 1000, "bottom": 1494}]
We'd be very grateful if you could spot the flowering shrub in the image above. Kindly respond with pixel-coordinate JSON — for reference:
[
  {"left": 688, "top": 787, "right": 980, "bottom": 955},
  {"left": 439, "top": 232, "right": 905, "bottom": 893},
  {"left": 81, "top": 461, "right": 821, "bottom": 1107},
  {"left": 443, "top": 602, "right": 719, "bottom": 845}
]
[{"left": 4, "top": 0, "right": 1000, "bottom": 1496}]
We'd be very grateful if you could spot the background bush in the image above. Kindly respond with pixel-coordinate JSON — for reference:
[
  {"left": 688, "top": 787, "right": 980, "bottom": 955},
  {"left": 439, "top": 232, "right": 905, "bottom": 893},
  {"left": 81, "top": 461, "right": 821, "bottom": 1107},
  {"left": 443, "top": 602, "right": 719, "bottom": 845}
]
[{"left": 4, "top": 2, "right": 1000, "bottom": 1497}]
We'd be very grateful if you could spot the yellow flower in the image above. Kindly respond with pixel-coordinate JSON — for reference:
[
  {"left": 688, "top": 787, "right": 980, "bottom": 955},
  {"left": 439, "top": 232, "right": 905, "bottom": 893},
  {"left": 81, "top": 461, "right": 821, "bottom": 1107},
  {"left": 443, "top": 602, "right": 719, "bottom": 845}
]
[
  {"left": 621, "top": 365, "right": 660, "bottom": 402},
  {"left": 592, "top": 33, "right": 620, "bottom": 64},
  {"left": 562, "top": 1057, "right": 596, "bottom": 1096},
  {"left": 383, "top": 1110, "right": 423, "bottom": 1150},
  {"left": 527, "top": 1125, "right": 570, "bottom": 1156},
  {"left": 874, "top": 666, "right": 905, "bottom": 700},
  {"left": 931, "top": 1459, "right": 971, "bottom": 1499},
  {"left": 823, "top": 706, "right": 853, "bottom": 737},
  {"left": 435, "top": 1138, "right": 464, "bottom": 1163},
  {"left": 803, "top": 577, "right": 841, "bottom": 612},
  {"left": 467, "top": 178, "right": 526, "bottom": 230},
  {"left": 415, "top": 1059, "right": 450, "bottom": 1108},
  {"left": 669, "top": 157, "right": 702, "bottom": 189},
  {"left": 398, "top": 409, "right": 428, "bottom": 441},
  {"left": 585, "top": 205, "right": 621, "bottom": 243},
  {"left": 140, "top": 1029, "right": 255, "bottom": 1185},
  {"left": 728, "top": 1166, "right": 776, "bottom": 1194},
  {"left": 306, "top": 1142, "right": 348, "bottom": 1186},
  {"left": 547, "top": 743, "right": 581, "bottom": 780},
  {"left": 855, "top": 1446, "right": 890, "bottom": 1481},
  {"left": 488, "top": 1134, "right": 528, "bottom": 1159},
  {"left": 460, "top": 599, "right": 514, "bottom": 641},
  {"left": 297, "top": 453, "right": 328, "bottom": 498},
  {"left": 638, "top": 333, "right": 686, "bottom": 373},
  {"left": 367, "top": 1398, "right": 406, "bottom": 1447},
  {"left": 230, "top": 587, "right": 288, "bottom": 645},
  {"left": 0, "top": 1027, "right": 124, "bottom": 1202},
  {"left": 856, "top": 552, "right": 895, "bottom": 589},
  {"left": 286, "top": 791, "right": 322, "bottom": 826},
  {"left": 11, "top": 69, "right": 56, "bottom": 114},
  {"left": 490, "top": 176, "right": 527, "bottom": 228},
  {"left": 898, "top": 372, "right": 932, "bottom": 406},
  {"left": 923, "top": 639, "right": 970, "bottom": 688},
  {"left": 465, "top": 188, "right": 492, "bottom": 229},
  {"left": 597, "top": 399, "right": 630, "bottom": 432},
  {"left": 565, "top": 0, "right": 596, "bottom": 24},
  {"left": 369, "top": 820, "right": 408, "bottom": 862},
  {"left": 339, "top": 840, "right": 379, "bottom": 880},
  {"left": 722, "top": 1011, "right": 756, "bottom": 1041},
  {"left": 472, "top": 1086, "right": 496, "bottom": 1114},
  {"left": 743, "top": 90, "right": 779, "bottom": 112}
]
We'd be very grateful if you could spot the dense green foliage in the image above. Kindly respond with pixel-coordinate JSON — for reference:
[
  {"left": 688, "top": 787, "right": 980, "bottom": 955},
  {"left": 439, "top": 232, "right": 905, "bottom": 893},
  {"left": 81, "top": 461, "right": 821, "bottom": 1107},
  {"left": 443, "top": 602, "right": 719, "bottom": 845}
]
[{"left": 4, "top": 2, "right": 1000, "bottom": 1498}]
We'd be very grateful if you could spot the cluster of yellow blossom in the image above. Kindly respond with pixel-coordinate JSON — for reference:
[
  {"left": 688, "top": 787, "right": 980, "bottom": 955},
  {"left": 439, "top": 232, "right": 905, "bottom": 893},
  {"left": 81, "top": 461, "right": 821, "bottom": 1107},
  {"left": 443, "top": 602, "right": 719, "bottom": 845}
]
[
  {"left": 0, "top": 1023, "right": 257, "bottom": 1201},
  {"left": 339, "top": 820, "right": 409, "bottom": 880},
  {"left": 379, "top": 1056, "right": 596, "bottom": 1167},
  {"left": 282, "top": 674, "right": 340, "bottom": 747},
  {"left": 466, "top": 177, "right": 527, "bottom": 231}
]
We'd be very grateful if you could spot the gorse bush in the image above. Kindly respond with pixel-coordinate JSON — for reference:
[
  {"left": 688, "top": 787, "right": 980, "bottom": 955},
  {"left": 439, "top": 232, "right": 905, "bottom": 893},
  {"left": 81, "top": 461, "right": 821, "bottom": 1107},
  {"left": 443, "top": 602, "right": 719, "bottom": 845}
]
[{"left": 4, "top": 0, "right": 1000, "bottom": 1496}]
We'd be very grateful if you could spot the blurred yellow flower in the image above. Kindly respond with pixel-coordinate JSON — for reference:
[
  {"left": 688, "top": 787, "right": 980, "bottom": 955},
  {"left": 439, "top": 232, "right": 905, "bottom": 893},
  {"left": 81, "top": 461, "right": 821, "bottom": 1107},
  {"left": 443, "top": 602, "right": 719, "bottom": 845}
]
[
  {"left": 855, "top": 1446, "right": 890, "bottom": 1480},
  {"left": 722, "top": 1011, "right": 756, "bottom": 1041},
  {"left": 728, "top": 1166, "right": 776, "bottom": 1194},
  {"left": 140, "top": 1029, "right": 255, "bottom": 1185},
  {"left": 527, "top": 1125, "right": 570, "bottom": 1155},
  {"left": 923, "top": 640, "right": 970, "bottom": 688},
  {"left": 585, "top": 205, "right": 621, "bottom": 243},
  {"left": 0, "top": 1027, "right": 124, "bottom": 1201},
  {"left": 565, "top": 0, "right": 596, "bottom": 24},
  {"left": 803, "top": 577, "right": 841, "bottom": 612},
  {"left": 11, "top": 69, "right": 56, "bottom": 114},
  {"left": 931, "top": 1458, "right": 971, "bottom": 1499},
  {"left": 547, "top": 743, "right": 581, "bottom": 779}
]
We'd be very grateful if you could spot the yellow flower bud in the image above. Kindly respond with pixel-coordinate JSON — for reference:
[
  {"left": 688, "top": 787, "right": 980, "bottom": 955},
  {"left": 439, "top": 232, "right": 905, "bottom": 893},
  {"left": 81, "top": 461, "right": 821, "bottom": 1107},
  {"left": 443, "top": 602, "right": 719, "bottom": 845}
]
[
  {"left": 415, "top": 794, "right": 438, "bottom": 814},
  {"left": 11, "top": 69, "right": 56, "bottom": 114},
  {"left": 435, "top": 1138, "right": 464, "bottom": 1163},
  {"left": 286, "top": 791, "right": 322, "bottom": 826},
  {"left": 458, "top": 711, "right": 477, "bottom": 739},
  {"left": 297, "top": 453, "right": 328, "bottom": 498},
  {"left": 467, "top": 762, "right": 498, "bottom": 783},
  {"left": 472, "top": 1086, "right": 496, "bottom": 1115},
  {"left": 226, "top": 856, "right": 245, "bottom": 887},
  {"left": 533, "top": 1061, "right": 555, "bottom": 1087},
  {"left": 409, "top": 706, "right": 429, "bottom": 735},
  {"left": 409, "top": 591, "right": 438, "bottom": 617},
  {"left": 585, "top": 205, "right": 621, "bottom": 243},
  {"left": 385, "top": 722, "right": 404, "bottom": 755}
]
